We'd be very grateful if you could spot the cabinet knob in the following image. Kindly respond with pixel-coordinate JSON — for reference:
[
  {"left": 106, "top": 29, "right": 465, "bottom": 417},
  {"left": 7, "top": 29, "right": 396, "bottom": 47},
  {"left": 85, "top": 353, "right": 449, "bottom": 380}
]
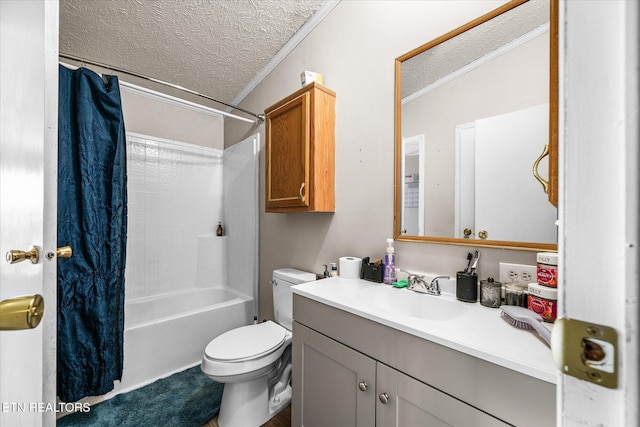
[
  {"left": 358, "top": 381, "right": 368, "bottom": 392},
  {"left": 379, "top": 392, "right": 389, "bottom": 404}
]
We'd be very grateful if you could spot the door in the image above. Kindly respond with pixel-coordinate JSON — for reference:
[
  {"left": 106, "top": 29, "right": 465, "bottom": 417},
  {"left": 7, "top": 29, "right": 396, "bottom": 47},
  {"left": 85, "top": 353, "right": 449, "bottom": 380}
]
[
  {"left": 292, "top": 322, "right": 376, "bottom": 427},
  {"left": 401, "top": 135, "right": 424, "bottom": 236},
  {"left": 454, "top": 123, "right": 476, "bottom": 238},
  {"left": 560, "top": 1, "right": 639, "bottom": 425},
  {"left": 376, "top": 363, "right": 508, "bottom": 427},
  {"left": 0, "top": 1, "right": 58, "bottom": 426},
  {"left": 474, "top": 104, "right": 557, "bottom": 243}
]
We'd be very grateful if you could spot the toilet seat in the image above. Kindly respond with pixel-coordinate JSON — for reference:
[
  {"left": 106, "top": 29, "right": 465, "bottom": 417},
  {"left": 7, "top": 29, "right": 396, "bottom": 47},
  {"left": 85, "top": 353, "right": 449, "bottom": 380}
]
[
  {"left": 201, "top": 321, "right": 291, "bottom": 379},
  {"left": 205, "top": 321, "right": 286, "bottom": 362}
]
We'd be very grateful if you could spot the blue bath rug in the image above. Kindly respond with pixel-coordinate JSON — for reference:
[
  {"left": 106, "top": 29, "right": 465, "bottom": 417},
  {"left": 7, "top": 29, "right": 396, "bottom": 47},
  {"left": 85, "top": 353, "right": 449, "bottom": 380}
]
[{"left": 57, "top": 365, "right": 223, "bottom": 427}]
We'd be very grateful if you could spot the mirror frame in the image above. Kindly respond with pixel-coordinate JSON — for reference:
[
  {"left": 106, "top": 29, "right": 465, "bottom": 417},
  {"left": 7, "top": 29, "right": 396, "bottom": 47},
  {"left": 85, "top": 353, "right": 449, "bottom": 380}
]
[{"left": 394, "top": 0, "right": 558, "bottom": 251}]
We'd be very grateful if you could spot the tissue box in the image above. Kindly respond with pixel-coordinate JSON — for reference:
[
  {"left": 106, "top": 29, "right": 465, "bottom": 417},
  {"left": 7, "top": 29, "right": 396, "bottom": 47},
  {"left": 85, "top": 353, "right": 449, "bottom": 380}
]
[
  {"left": 360, "top": 257, "right": 384, "bottom": 283},
  {"left": 301, "top": 70, "right": 323, "bottom": 86}
]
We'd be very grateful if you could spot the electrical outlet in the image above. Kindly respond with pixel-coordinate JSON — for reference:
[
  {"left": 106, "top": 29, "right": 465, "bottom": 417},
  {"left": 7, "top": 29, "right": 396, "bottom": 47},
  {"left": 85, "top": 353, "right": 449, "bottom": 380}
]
[{"left": 499, "top": 262, "right": 537, "bottom": 286}]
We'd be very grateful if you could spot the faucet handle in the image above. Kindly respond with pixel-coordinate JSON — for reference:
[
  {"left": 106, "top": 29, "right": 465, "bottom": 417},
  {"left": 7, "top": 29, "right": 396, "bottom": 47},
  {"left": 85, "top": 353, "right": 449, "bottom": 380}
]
[{"left": 429, "top": 275, "right": 450, "bottom": 295}]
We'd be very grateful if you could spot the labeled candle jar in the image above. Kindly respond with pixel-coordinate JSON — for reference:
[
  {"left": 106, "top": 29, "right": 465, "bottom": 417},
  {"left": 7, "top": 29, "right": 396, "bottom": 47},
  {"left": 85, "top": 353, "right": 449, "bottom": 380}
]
[
  {"left": 528, "top": 282, "right": 558, "bottom": 322},
  {"left": 537, "top": 252, "right": 558, "bottom": 288}
]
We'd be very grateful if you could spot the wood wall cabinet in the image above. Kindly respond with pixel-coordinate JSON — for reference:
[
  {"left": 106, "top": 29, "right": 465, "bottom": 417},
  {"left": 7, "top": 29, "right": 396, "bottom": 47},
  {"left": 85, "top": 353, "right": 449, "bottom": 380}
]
[{"left": 264, "top": 82, "right": 335, "bottom": 212}]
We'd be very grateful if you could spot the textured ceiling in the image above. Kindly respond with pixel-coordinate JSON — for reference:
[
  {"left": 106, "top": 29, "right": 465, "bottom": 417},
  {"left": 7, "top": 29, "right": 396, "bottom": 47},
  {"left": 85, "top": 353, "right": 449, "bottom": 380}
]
[
  {"left": 402, "top": 0, "right": 549, "bottom": 99},
  {"left": 59, "top": 0, "right": 327, "bottom": 115}
]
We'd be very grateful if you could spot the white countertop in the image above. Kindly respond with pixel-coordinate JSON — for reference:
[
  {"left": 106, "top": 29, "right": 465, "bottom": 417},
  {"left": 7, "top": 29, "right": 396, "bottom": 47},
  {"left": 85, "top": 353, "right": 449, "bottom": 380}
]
[{"left": 292, "top": 276, "right": 558, "bottom": 384}]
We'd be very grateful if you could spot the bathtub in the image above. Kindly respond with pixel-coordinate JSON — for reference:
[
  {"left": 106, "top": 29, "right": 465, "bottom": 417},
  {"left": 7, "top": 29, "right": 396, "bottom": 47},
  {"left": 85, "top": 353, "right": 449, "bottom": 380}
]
[{"left": 107, "top": 287, "right": 253, "bottom": 396}]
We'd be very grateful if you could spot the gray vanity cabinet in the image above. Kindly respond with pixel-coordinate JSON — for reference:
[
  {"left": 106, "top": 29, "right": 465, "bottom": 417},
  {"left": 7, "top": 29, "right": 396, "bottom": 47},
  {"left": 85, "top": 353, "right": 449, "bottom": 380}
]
[
  {"left": 376, "top": 362, "right": 508, "bottom": 426},
  {"left": 292, "top": 293, "right": 556, "bottom": 426},
  {"left": 293, "top": 322, "right": 508, "bottom": 427},
  {"left": 293, "top": 321, "right": 376, "bottom": 426}
]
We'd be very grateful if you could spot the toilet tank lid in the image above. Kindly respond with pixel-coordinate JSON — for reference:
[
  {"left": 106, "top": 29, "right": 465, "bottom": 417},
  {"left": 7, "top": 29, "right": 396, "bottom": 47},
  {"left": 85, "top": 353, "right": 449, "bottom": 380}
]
[{"left": 273, "top": 268, "right": 316, "bottom": 284}]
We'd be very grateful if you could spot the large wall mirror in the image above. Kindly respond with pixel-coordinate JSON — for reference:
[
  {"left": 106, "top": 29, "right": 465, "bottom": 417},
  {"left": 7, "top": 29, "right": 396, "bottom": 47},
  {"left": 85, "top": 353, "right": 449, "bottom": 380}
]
[{"left": 394, "top": 0, "right": 558, "bottom": 251}]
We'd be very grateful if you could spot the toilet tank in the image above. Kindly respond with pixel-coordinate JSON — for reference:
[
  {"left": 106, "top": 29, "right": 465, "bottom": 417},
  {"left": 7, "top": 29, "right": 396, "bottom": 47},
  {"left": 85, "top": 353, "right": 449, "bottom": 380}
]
[{"left": 272, "top": 268, "right": 316, "bottom": 330}]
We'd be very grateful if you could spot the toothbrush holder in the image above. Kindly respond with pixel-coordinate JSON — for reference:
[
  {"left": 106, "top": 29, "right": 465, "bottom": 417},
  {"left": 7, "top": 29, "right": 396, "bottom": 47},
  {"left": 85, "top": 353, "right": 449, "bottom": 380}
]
[{"left": 456, "top": 271, "right": 478, "bottom": 303}]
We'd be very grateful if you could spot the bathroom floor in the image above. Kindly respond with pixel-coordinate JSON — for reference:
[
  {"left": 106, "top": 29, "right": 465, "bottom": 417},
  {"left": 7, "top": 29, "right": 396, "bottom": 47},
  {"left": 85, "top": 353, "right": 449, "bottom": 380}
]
[{"left": 203, "top": 405, "right": 291, "bottom": 427}]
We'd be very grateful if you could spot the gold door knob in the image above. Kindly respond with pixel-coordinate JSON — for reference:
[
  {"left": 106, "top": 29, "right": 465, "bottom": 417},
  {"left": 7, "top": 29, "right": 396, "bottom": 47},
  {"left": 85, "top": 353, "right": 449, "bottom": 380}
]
[
  {"left": 5, "top": 246, "right": 39, "bottom": 264},
  {"left": 57, "top": 246, "right": 72, "bottom": 259},
  {"left": 478, "top": 230, "right": 489, "bottom": 239},
  {"left": 45, "top": 246, "right": 73, "bottom": 261},
  {"left": 463, "top": 228, "right": 473, "bottom": 238},
  {"left": 0, "top": 294, "right": 45, "bottom": 330}
]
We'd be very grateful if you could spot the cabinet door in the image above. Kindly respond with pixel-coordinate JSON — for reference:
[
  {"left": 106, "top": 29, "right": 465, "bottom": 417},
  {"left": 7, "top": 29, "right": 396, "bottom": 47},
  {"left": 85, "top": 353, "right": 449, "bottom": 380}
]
[
  {"left": 293, "top": 322, "right": 376, "bottom": 427},
  {"left": 265, "top": 92, "right": 310, "bottom": 209},
  {"left": 376, "top": 363, "right": 509, "bottom": 427}
]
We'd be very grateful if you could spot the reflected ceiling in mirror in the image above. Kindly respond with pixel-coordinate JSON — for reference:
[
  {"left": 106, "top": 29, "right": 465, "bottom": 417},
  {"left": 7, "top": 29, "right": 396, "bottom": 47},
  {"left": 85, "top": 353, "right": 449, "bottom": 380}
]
[{"left": 394, "top": 0, "right": 557, "bottom": 251}]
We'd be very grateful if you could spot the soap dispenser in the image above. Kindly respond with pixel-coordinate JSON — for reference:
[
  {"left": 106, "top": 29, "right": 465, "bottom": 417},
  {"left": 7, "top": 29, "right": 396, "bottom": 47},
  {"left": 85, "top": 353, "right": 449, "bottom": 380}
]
[{"left": 383, "top": 238, "right": 396, "bottom": 284}]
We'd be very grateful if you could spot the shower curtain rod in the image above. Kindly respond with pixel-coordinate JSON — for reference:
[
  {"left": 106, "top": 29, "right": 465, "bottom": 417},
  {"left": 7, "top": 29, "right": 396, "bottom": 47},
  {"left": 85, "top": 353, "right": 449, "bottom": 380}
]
[{"left": 59, "top": 53, "right": 265, "bottom": 125}]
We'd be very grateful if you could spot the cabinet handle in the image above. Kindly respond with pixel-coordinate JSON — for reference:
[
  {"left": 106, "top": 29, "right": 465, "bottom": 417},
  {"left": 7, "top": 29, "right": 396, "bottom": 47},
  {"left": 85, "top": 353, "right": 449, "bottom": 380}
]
[
  {"left": 532, "top": 144, "right": 550, "bottom": 194},
  {"left": 299, "top": 182, "right": 306, "bottom": 203},
  {"left": 379, "top": 392, "right": 389, "bottom": 404},
  {"left": 358, "top": 381, "right": 368, "bottom": 392}
]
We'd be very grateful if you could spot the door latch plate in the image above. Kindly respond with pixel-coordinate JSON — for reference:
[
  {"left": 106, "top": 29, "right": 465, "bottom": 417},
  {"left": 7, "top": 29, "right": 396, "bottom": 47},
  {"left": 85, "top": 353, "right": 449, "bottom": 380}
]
[{"left": 552, "top": 317, "right": 618, "bottom": 389}]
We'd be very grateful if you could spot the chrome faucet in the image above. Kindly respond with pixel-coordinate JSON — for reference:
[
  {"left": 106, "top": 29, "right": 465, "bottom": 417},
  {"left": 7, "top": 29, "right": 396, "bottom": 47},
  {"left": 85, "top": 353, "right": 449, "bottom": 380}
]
[{"left": 402, "top": 270, "right": 447, "bottom": 296}]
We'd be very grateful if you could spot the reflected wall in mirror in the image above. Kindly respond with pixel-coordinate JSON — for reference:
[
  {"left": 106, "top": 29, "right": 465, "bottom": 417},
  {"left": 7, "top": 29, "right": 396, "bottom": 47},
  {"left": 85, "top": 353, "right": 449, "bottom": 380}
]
[{"left": 394, "top": 0, "right": 557, "bottom": 251}]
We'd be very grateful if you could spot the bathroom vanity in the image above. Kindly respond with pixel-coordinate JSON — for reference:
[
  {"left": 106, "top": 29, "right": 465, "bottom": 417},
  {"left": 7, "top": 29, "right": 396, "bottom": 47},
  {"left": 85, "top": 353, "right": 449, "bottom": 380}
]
[{"left": 292, "top": 277, "right": 556, "bottom": 426}]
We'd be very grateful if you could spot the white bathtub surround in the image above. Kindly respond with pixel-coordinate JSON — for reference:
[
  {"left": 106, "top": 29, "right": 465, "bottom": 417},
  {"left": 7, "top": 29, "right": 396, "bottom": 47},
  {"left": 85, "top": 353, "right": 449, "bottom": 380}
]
[
  {"left": 103, "top": 133, "right": 260, "bottom": 399},
  {"left": 196, "top": 234, "right": 227, "bottom": 288},
  {"left": 222, "top": 135, "right": 260, "bottom": 301},
  {"left": 125, "top": 133, "right": 224, "bottom": 299}
]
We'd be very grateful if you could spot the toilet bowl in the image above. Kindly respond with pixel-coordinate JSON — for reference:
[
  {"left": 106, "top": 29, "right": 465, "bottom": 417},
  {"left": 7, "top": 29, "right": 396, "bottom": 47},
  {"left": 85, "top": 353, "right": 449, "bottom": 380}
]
[{"left": 201, "top": 268, "right": 315, "bottom": 427}]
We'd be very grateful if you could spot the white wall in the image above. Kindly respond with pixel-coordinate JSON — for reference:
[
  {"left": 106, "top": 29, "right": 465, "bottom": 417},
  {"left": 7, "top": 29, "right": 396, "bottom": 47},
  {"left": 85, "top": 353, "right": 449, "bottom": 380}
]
[{"left": 225, "top": 0, "right": 545, "bottom": 320}]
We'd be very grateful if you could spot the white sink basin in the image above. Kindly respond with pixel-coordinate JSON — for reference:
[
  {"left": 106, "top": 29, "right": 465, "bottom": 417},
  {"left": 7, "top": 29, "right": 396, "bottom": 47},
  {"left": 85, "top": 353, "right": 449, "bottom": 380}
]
[{"left": 356, "top": 286, "right": 467, "bottom": 321}]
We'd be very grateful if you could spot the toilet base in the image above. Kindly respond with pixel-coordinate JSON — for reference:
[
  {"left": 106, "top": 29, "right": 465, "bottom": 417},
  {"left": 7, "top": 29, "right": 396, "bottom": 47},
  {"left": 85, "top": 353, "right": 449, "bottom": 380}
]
[{"left": 217, "top": 376, "right": 291, "bottom": 427}]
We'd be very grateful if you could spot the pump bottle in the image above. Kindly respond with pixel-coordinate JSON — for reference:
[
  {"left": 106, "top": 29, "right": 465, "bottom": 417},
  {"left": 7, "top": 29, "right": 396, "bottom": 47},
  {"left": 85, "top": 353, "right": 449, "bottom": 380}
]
[{"left": 383, "top": 238, "right": 396, "bottom": 284}]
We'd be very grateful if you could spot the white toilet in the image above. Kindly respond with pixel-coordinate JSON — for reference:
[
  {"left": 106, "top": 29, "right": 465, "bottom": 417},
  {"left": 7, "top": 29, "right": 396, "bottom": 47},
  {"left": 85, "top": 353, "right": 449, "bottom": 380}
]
[{"left": 201, "top": 268, "right": 315, "bottom": 427}]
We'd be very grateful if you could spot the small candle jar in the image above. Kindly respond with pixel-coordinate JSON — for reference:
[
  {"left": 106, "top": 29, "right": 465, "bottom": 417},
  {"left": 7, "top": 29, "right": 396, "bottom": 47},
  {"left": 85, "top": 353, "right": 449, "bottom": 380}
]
[
  {"left": 480, "top": 277, "right": 502, "bottom": 308},
  {"left": 504, "top": 282, "right": 528, "bottom": 307}
]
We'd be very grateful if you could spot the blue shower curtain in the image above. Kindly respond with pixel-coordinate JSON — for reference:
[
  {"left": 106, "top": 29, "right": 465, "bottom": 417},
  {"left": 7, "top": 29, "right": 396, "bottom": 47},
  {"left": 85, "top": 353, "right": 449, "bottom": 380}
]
[{"left": 57, "top": 65, "right": 128, "bottom": 402}]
